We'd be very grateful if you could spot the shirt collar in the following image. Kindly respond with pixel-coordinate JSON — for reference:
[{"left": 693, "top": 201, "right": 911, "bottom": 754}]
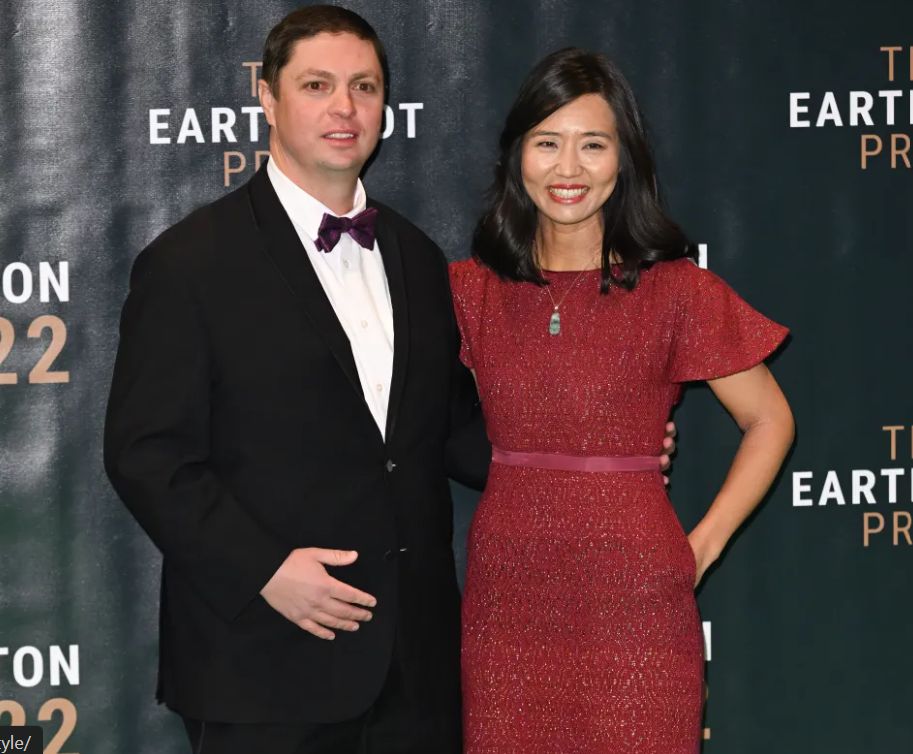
[{"left": 266, "top": 156, "right": 367, "bottom": 243}]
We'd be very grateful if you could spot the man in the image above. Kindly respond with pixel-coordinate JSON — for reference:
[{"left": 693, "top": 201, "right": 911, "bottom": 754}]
[{"left": 105, "top": 6, "right": 675, "bottom": 752}]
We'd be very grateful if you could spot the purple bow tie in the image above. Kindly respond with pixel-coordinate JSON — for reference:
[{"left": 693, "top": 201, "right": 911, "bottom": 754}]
[{"left": 315, "top": 207, "right": 379, "bottom": 253}]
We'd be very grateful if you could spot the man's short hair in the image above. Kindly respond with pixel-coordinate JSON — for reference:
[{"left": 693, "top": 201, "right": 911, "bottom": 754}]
[{"left": 262, "top": 5, "right": 389, "bottom": 97}]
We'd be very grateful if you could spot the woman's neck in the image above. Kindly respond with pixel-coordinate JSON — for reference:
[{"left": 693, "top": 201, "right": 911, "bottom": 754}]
[{"left": 534, "top": 214, "right": 604, "bottom": 271}]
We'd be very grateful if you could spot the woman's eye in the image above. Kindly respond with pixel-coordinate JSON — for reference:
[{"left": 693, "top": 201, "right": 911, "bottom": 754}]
[
  {"left": 537, "top": 140, "right": 557, "bottom": 148},
  {"left": 584, "top": 142, "right": 606, "bottom": 150}
]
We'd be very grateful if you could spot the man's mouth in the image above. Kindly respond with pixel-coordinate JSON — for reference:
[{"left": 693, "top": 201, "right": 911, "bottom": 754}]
[{"left": 324, "top": 131, "right": 357, "bottom": 141}]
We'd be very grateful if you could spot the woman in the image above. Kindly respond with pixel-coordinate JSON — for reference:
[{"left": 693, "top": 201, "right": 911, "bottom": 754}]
[{"left": 450, "top": 49, "right": 794, "bottom": 752}]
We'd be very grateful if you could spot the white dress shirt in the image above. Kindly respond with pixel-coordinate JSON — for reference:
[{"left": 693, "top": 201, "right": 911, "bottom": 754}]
[{"left": 267, "top": 158, "right": 394, "bottom": 439}]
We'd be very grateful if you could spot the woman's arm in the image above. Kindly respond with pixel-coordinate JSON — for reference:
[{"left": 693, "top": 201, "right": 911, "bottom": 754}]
[{"left": 689, "top": 363, "right": 795, "bottom": 585}]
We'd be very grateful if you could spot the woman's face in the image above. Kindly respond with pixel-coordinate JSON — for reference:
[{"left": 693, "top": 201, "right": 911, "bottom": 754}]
[{"left": 520, "top": 93, "right": 621, "bottom": 231}]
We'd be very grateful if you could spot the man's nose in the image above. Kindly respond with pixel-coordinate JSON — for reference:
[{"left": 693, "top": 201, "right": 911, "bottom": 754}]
[{"left": 329, "top": 87, "right": 355, "bottom": 117}]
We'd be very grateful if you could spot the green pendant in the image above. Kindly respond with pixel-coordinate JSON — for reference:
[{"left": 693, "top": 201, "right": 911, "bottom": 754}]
[{"left": 549, "top": 310, "right": 561, "bottom": 335}]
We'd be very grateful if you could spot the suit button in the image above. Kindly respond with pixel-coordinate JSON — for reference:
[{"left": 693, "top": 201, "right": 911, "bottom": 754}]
[
  {"left": 385, "top": 459, "right": 396, "bottom": 472},
  {"left": 384, "top": 547, "right": 409, "bottom": 560}
]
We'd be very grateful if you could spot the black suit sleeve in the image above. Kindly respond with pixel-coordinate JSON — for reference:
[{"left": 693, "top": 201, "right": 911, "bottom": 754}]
[
  {"left": 440, "top": 252, "right": 490, "bottom": 491},
  {"left": 445, "top": 360, "right": 490, "bottom": 491},
  {"left": 104, "top": 241, "right": 289, "bottom": 623}
]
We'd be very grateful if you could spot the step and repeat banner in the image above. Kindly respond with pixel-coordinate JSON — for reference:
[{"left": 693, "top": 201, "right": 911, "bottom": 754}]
[{"left": 1, "top": 0, "right": 910, "bottom": 751}]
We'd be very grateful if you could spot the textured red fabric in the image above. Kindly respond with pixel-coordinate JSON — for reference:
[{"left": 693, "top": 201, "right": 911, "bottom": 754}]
[{"left": 449, "top": 257, "right": 787, "bottom": 753}]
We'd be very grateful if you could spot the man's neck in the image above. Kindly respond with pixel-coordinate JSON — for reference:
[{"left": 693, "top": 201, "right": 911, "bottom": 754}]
[{"left": 268, "top": 151, "right": 359, "bottom": 216}]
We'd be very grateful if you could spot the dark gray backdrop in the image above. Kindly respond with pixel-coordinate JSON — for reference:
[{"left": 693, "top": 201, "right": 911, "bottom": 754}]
[{"left": 1, "top": 1, "right": 911, "bottom": 751}]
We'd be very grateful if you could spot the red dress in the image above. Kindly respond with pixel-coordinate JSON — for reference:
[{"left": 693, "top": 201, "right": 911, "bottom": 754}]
[{"left": 449, "top": 257, "right": 788, "bottom": 753}]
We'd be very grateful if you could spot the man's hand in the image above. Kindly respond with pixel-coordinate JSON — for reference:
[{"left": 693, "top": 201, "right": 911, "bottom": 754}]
[
  {"left": 660, "top": 421, "right": 677, "bottom": 485},
  {"left": 260, "top": 548, "right": 377, "bottom": 640}
]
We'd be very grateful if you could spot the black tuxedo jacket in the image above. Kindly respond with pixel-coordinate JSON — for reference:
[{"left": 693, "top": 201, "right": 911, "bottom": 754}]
[{"left": 104, "top": 163, "right": 489, "bottom": 724}]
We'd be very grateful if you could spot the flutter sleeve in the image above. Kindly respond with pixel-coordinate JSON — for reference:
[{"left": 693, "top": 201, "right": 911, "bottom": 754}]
[
  {"left": 448, "top": 258, "right": 485, "bottom": 370},
  {"left": 668, "top": 259, "right": 789, "bottom": 383}
]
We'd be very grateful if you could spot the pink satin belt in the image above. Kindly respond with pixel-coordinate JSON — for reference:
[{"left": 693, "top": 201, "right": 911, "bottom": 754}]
[{"left": 492, "top": 446, "right": 662, "bottom": 473}]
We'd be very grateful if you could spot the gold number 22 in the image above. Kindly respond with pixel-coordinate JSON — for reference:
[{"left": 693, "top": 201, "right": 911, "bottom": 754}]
[{"left": 0, "top": 315, "right": 70, "bottom": 385}]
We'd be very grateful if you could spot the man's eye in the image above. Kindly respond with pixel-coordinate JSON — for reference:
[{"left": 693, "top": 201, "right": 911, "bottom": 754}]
[
  {"left": 304, "top": 81, "right": 325, "bottom": 91},
  {"left": 355, "top": 82, "right": 376, "bottom": 93}
]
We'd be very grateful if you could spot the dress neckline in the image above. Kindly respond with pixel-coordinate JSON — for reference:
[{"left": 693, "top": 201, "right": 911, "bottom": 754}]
[
  {"left": 541, "top": 264, "right": 620, "bottom": 275},
  {"left": 541, "top": 268, "right": 602, "bottom": 274}
]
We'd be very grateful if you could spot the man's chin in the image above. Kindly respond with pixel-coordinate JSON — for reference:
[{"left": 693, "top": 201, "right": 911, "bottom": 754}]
[{"left": 317, "top": 157, "right": 371, "bottom": 176}]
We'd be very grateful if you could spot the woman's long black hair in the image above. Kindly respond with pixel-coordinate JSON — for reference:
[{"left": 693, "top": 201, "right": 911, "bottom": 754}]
[{"left": 473, "top": 48, "right": 697, "bottom": 293}]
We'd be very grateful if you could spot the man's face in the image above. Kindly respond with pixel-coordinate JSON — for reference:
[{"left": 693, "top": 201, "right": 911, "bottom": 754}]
[{"left": 259, "top": 32, "right": 385, "bottom": 191}]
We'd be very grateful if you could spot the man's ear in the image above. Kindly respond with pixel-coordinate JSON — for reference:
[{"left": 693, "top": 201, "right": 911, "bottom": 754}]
[{"left": 258, "top": 78, "right": 276, "bottom": 127}]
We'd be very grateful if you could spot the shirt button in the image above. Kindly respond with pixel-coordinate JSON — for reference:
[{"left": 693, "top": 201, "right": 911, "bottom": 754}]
[
  {"left": 343, "top": 260, "right": 350, "bottom": 269},
  {"left": 376, "top": 384, "right": 384, "bottom": 393},
  {"left": 361, "top": 320, "right": 368, "bottom": 328}
]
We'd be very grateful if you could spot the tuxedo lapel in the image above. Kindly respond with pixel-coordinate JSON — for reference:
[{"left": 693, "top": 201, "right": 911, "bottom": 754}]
[
  {"left": 246, "top": 164, "right": 364, "bottom": 403},
  {"left": 371, "top": 201, "right": 410, "bottom": 443}
]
